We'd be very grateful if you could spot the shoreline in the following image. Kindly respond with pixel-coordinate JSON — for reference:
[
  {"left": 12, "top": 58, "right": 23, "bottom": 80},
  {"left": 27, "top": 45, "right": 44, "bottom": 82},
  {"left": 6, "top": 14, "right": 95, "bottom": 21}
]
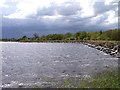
[
  {"left": 1, "top": 40, "right": 120, "bottom": 58},
  {"left": 83, "top": 41, "right": 120, "bottom": 58}
]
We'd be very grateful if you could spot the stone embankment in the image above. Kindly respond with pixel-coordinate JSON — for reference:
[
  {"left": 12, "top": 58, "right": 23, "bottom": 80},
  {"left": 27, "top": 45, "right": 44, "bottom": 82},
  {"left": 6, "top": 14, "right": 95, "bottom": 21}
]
[
  {"left": 84, "top": 41, "right": 120, "bottom": 58},
  {"left": 5, "top": 40, "right": 120, "bottom": 58}
]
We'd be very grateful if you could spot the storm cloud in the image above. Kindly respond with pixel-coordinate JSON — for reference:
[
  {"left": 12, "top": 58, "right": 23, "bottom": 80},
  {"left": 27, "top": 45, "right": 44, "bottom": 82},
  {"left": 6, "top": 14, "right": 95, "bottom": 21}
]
[{"left": 1, "top": 0, "right": 118, "bottom": 38}]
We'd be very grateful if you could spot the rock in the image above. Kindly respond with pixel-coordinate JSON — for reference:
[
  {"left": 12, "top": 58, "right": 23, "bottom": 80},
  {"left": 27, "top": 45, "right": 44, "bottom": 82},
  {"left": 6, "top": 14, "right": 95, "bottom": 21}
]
[
  {"left": 85, "top": 42, "right": 120, "bottom": 58},
  {"left": 110, "top": 49, "right": 119, "bottom": 57},
  {"left": 113, "top": 45, "right": 118, "bottom": 51},
  {"left": 91, "top": 44, "right": 95, "bottom": 48},
  {"left": 103, "top": 48, "right": 111, "bottom": 54},
  {"left": 95, "top": 46, "right": 103, "bottom": 51},
  {"left": 116, "top": 53, "right": 120, "bottom": 58},
  {"left": 110, "top": 52, "right": 115, "bottom": 56},
  {"left": 100, "top": 47, "right": 104, "bottom": 51},
  {"left": 118, "top": 45, "right": 120, "bottom": 53}
]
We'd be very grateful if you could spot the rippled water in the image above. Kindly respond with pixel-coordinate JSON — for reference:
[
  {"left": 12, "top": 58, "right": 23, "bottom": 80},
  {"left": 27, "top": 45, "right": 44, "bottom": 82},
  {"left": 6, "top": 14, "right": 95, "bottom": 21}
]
[{"left": 1, "top": 42, "right": 118, "bottom": 88}]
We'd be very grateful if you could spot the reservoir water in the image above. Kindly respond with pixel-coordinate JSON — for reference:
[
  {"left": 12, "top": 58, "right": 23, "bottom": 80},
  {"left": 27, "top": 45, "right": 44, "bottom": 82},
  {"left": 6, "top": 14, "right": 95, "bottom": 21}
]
[{"left": 1, "top": 42, "right": 118, "bottom": 88}]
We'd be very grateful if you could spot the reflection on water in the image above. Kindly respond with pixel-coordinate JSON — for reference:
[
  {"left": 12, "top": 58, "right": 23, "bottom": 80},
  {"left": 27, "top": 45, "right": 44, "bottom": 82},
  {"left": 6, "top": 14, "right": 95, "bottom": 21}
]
[{"left": 1, "top": 42, "right": 118, "bottom": 88}]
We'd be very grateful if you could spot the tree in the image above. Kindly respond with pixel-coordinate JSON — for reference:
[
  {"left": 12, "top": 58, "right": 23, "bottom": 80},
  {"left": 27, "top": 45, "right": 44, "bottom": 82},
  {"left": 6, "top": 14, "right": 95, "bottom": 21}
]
[
  {"left": 79, "top": 31, "right": 87, "bottom": 40},
  {"left": 17, "top": 28, "right": 120, "bottom": 42},
  {"left": 19, "top": 35, "right": 28, "bottom": 41},
  {"left": 33, "top": 33, "right": 39, "bottom": 39},
  {"left": 65, "top": 32, "right": 73, "bottom": 40},
  {"left": 75, "top": 32, "right": 81, "bottom": 40},
  {"left": 99, "top": 30, "right": 103, "bottom": 35}
]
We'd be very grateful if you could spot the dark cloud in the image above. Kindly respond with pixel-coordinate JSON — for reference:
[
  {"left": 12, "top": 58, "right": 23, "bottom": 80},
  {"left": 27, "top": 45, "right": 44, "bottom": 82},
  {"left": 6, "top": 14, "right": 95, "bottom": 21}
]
[{"left": 2, "top": 1, "right": 118, "bottom": 38}]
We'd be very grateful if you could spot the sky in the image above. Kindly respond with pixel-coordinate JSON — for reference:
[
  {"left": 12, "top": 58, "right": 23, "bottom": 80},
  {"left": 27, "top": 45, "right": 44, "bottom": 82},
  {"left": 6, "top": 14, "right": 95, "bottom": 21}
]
[{"left": 1, "top": 0, "right": 119, "bottom": 38}]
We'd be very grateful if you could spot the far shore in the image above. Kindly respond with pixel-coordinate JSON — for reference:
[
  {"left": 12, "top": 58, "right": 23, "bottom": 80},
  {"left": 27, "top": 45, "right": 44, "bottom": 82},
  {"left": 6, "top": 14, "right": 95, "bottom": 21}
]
[{"left": 0, "top": 40, "right": 120, "bottom": 43}]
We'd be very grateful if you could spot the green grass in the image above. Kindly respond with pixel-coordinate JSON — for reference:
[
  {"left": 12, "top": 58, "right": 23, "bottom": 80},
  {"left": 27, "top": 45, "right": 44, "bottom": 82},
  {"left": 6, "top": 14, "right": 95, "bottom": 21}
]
[
  {"left": 79, "top": 70, "right": 119, "bottom": 88},
  {"left": 31, "top": 70, "right": 119, "bottom": 88}
]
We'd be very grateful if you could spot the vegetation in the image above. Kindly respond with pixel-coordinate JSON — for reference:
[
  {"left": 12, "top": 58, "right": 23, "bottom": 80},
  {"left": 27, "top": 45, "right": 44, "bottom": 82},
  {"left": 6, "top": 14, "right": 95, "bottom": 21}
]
[
  {"left": 79, "top": 70, "right": 119, "bottom": 88},
  {"left": 1, "top": 29, "right": 120, "bottom": 42},
  {"left": 58, "top": 70, "right": 119, "bottom": 88},
  {"left": 0, "top": 38, "right": 17, "bottom": 42},
  {"left": 31, "top": 70, "right": 119, "bottom": 88}
]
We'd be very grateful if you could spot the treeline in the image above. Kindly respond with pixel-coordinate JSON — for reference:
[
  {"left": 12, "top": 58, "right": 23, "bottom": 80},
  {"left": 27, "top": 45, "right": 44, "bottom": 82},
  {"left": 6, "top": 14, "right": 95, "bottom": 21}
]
[
  {"left": 1, "top": 29, "right": 120, "bottom": 42},
  {"left": 0, "top": 38, "right": 17, "bottom": 41}
]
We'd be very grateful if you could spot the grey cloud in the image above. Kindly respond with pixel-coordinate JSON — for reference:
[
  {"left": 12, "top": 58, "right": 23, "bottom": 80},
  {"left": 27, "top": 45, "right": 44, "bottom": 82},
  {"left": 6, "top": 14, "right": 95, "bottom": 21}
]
[
  {"left": 27, "top": 1, "right": 117, "bottom": 20},
  {"left": 2, "top": 18, "right": 48, "bottom": 38},
  {"left": 57, "top": 2, "right": 81, "bottom": 16},
  {"left": 36, "top": 4, "right": 56, "bottom": 16},
  {"left": 93, "top": 2, "right": 117, "bottom": 15},
  {"left": 2, "top": 1, "right": 118, "bottom": 38},
  {"left": 2, "top": 11, "right": 117, "bottom": 38},
  {"left": 29, "top": 1, "right": 81, "bottom": 18}
]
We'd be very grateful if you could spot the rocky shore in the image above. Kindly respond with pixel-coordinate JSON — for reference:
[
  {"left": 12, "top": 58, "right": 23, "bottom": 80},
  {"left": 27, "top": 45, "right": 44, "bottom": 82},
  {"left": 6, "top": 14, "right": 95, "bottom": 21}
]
[{"left": 83, "top": 41, "right": 120, "bottom": 58}]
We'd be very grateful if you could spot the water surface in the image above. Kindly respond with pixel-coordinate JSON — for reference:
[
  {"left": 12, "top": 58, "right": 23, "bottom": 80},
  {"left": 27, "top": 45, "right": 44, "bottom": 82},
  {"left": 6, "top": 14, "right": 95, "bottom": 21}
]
[{"left": 1, "top": 42, "right": 118, "bottom": 88}]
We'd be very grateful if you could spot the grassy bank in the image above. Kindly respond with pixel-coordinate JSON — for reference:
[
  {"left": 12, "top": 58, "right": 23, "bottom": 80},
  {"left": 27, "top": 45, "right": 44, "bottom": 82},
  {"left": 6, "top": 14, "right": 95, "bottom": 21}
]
[
  {"left": 79, "top": 70, "right": 119, "bottom": 88},
  {"left": 31, "top": 70, "right": 119, "bottom": 88},
  {"left": 56, "top": 70, "right": 119, "bottom": 88},
  {"left": 62, "top": 70, "right": 119, "bottom": 88}
]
